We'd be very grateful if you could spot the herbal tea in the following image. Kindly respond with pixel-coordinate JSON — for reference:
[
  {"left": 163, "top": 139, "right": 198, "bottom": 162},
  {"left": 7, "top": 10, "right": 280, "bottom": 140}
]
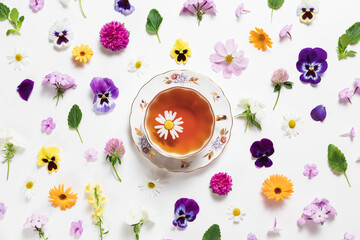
[{"left": 145, "top": 87, "right": 215, "bottom": 157}]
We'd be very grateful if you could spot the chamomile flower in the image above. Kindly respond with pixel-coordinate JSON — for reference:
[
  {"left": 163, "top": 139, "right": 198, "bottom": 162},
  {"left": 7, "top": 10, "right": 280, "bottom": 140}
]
[
  {"left": 227, "top": 203, "right": 246, "bottom": 223},
  {"left": 23, "top": 176, "right": 39, "bottom": 200},
  {"left": 154, "top": 111, "right": 184, "bottom": 140},
  {"left": 128, "top": 57, "right": 149, "bottom": 76},
  {"left": 139, "top": 177, "right": 162, "bottom": 198},
  {"left": 281, "top": 113, "right": 303, "bottom": 138},
  {"left": 7, "top": 49, "right": 29, "bottom": 71}
]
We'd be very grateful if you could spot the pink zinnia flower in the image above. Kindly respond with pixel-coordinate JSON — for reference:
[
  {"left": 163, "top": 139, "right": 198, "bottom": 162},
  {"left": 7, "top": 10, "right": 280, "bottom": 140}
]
[
  {"left": 41, "top": 117, "right": 56, "bottom": 134},
  {"left": 210, "top": 172, "right": 233, "bottom": 195},
  {"left": 279, "top": 25, "right": 292, "bottom": 40},
  {"left": 29, "top": 0, "right": 44, "bottom": 12},
  {"left": 209, "top": 39, "right": 249, "bottom": 79},
  {"left": 303, "top": 164, "right": 318, "bottom": 179},
  {"left": 235, "top": 3, "right": 250, "bottom": 18},
  {"left": 100, "top": 21, "right": 130, "bottom": 52},
  {"left": 271, "top": 68, "right": 289, "bottom": 84},
  {"left": 70, "top": 220, "right": 83, "bottom": 237},
  {"left": 84, "top": 148, "right": 98, "bottom": 162},
  {"left": 105, "top": 138, "right": 125, "bottom": 158},
  {"left": 338, "top": 88, "right": 354, "bottom": 103}
]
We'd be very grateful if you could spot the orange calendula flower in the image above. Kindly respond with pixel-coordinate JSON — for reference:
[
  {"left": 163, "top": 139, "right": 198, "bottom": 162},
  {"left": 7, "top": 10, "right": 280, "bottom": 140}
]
[
  {"left": 249, "top": 28, "right": 273, "bottom": 51},
  {"left": 261, "top": 174, "right": 294, "bottom": 201},
  {"left": 49, "top": 184, "right": 78, "bottom": 210},
  {"left": 72, "top": 44, "right": 93, "bottom": 63}
]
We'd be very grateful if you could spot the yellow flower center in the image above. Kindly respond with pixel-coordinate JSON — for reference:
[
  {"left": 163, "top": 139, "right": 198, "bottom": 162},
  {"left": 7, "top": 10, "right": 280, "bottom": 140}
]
[
  {"left": 225, "top": 55, "right": 233, "bottom": 63},
  {"left": 288, "top": 120, "right": 296, "bottom": 129},
  {"left": 15, "top": 54, "right": 22, "bottom": 62},
  {"left": 26, "top": 181, "right": 33, "bottom": 189},
  {"left": 135, "top": 61, "right": 142, "bottom": 69},
  {"left": 102, "top": 95, "right": 106, "bottom": 99},
  {"left": 164, "top": 120, "right": 174, "bottom": 130},
  {"left": 80, "top": 51, "right": 85, "bottom": 56},
  {"left": 147, "top": 182, "right": 155, "bottom": 189},
  {"left": 233, "top": 208, "right": 241, "bottom": 216}
]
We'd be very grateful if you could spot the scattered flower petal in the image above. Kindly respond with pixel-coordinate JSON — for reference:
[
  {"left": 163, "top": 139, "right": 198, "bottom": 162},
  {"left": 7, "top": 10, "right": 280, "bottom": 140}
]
[
  {"left": 17, "top": 79, "right": 34, "bottom": 101},
  {"left": 70, "top": 220, "right": 83, "bottom": 237},
  {"left": 0, "top": 202, "right": 6, "bottom": 217},
  {"left": 235, "top": 3, "right": 250, "bottom": 18},
  {"left": 340, "top": 127, "right": 355, "bottom": 141},
  {"left": 343, "top": 232, "right": 356, "bottom": 240},
  {"left": 268, "top": 217, "right": 281, "bottom": 234},
  {"left": 310, "top": 105, "right": 326, "bottom": 122},
  {"left": 279, "top": 24, "right": 292, "bottom": 40}
]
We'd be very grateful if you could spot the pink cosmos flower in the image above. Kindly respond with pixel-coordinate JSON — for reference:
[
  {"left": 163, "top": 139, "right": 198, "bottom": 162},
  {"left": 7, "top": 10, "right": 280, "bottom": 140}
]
[
  {"left": 70, "top": 220, "right": 83, "bottom": 237},
  {"left": 271, "top": 68, "right": 289, "bottom": 84},
  {"left": 279, "top": 25, "right": 292, "bottom": 40},
  {"left": 29, "top": 0, "right": 44, "bottom": 12},
  {"left": 343, "top": 232, "right": 356, "bottom": 240},
  {"left": 210, "top": 172, "right": 233, "bottom": 195},
  {"left": 41, "top": 117, "right": 56, "bottom": 134},
  {"left": 235, "top": 3, "right": 250, "bottom": 18},
  {"left": 303, "top": 164, "right": 319, "bottom": 179},
  {"left": 340, "top": 127, "right": 355, "bottom": 141},
  {"left": 84, "top": 148, "right": 98, "bottom": 162},
  {"left": 339, "top": 88, "right": 354, "bottom": 103},
  {"left": 209, "top": 39, "right": 249, "bottom": 79}
]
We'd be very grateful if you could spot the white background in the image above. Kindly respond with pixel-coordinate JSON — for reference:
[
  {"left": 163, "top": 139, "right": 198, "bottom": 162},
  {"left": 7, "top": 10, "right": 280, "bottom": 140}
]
[{"left": 0, "top": 0, "right": 360, "bottom": 239}]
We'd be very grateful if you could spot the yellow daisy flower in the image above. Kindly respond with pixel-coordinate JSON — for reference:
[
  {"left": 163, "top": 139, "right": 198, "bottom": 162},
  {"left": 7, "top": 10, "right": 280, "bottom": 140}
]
[
  {"left": 72, "top": 44, "right": 93, "bottom": 63},
  {"left": 37, "top": 146, "right": 60, "bottom": 173},
  {"left": 249, "top": 28, "right": 273, "bottom": 51},
  {"left": 170, "top": 38, "right": 192, "bottom": 64},
  {"left": 48, "top": 184, "right": 78, "bottom": 211}
]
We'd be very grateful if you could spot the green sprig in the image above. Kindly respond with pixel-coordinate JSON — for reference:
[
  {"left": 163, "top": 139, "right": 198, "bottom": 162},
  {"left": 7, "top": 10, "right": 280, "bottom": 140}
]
[
  {"left": 2, "top": 142, "right": 15, "bottom": 180},
  {"left": 106, "top": 155, "right": 122, "bottom": 182},
  {"left": 94, "top": 187, "right": 109, "bottom": 240},
  {"left": 337, "top": 22, "right": 360, "bottom": 60},
  {"left": 234, "top": 106, "right": 262, "bottom": 132},
  {"left": 273, "top": 81, "right": 293, "bottom": 110},
  {"left": 0, "top": 3, "right": 25, "bottom": 36}
]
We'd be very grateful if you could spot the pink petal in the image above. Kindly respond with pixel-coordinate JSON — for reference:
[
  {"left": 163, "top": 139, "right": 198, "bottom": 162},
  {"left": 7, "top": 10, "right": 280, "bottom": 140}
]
[
  {"left": 222, "top": 67, "right": 233, "bottom": 79},
  {"left": 235, "top": 3, "right": 244, "bottom": 18},
  {"left": 214, "top": 41, "right": 228, "bottom": 57},
  {"left": 211, "top": 62, "right": 225, "bottom": 73},
  {"left": 234, "top": 57, "right": 249, "bottom": 68},
  {"left": 209, "top": 53, "right": 225, "bottom": 64},
  {"left": 225, "top": 39, "right": 237, "bottom": 55},
  {"left": 233, "top": 49, "right": 245, "bottom": 58}
]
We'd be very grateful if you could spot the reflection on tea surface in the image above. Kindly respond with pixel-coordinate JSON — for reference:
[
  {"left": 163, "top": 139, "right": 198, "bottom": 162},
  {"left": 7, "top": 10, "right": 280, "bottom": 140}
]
[{"left": 145, "top": 87, "right": 215, "bottom": 157}]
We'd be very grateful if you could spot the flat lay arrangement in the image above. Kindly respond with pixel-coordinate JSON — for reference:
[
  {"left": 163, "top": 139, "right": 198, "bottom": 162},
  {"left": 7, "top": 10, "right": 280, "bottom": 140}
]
[{"left": 0, "top": 0, "right": 360, "bottom": 239}]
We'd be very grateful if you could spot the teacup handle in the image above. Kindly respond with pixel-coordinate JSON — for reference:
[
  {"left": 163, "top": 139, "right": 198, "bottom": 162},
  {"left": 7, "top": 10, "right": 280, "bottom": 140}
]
[{"left": 216, "top": 115, "right": 227, "bottom": 121}]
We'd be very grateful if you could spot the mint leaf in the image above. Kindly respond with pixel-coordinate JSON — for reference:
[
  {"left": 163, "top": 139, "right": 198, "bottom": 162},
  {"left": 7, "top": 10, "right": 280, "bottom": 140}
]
[
  {"left": 284, "top": 81, "right": 293, "bottom": 89},
  {"left": 6, "top": 29, "right": 16, "bottom": 36},
  {"left": 146, "top": 9, "right": 163, "bottom": 43},
  {"left": 346, "top": 50, "right": 357, "bottom": 57},
  {"left": 203, "top": 224, "right": 221, "bottom": 240},
  {"left": 17, "top": 15, "right": 24, "bottom": 28},
  {"left": 339, "top": 34, "right": 351, "bottom": 49},
  {"left": 9, "top": 8, "right": 18, "bottom": 24},
  {"left": 346, "top": 22, "right": 360, "bottom": 44},
  {"left": 328, "top": 144, "right": 350, "bottom": 187},
  {"left": 0, "top": 2, "right": 10, "bottom": 20},
  {"left": 268, "top": 0, "right": 284, "bottom": 9},
  {"left": 68, "top": 104, "right": 83, "bottom": 144}
]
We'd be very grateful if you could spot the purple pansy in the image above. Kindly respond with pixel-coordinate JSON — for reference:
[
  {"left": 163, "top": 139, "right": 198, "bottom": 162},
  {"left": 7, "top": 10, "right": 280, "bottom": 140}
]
[
  {"left": 310, "top": 105, "right": 326, "bottom": 122},
  {"left": 17, "top": 79, "right": 34, "bottom": 101},
  {"left": 114, "top": 0, "right": 135, "bottom": 15},
  {"left": 172, "top": 198, "right": 199, "bottom": 228},
  {"left": 90, "top": 77, "right": 119, "bottom": 113},
  {"left": 250, "top": 138, "right": 274, "bottom": 168},
  {"left": 296, "top": 48, "right": 328, "bottom": 84}
]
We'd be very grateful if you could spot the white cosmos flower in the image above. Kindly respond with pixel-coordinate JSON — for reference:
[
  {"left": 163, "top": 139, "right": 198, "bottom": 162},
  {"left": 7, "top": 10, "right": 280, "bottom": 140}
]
[
  {"left": 227, "top": 203, "right": 246, "bottom": 223},
  {"left": 128, "top": 57, "right": 149, "bottom": 77},
  {"left": 124, "top": 205, "right": 157, "bottom": 225},
  {"left": 23, "top": 176, "right": 39, "bottom": 200},
  {"left": 154, "top": 111, "right": 184, "bottom": 140},
  {"left": 0, "top": 128, "right": 25, "bottom": 149},
  {"left": 139, "top": 177, "right": 162, "bottom": 198},
  {"left": 281, "top": 113, "right": 303, "bottom": 138},
  {"left": 7, "top": 49, "right": 29, "bottom": 71}
]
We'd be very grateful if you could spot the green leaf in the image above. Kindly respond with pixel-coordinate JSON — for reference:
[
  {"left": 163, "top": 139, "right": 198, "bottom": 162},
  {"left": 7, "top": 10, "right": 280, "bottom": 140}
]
[
  {"left": 273, "top": 84, "right": 281, "bottom": 92},
  {"left": 346, "top": 50, "right": 357, "bottom": 57},
  {"left": 284, "top": 81, "right": 293, "bottom": 89},
  {"left": 328, "top": 144, "right": 347, "bottom": 173},
  {"left": 146, "top": 9, "right": 163, "bottom": 43},
  {"left": 346, "top": 22, "right": 360, "bottom": 44},
  {"left": 6, "top": 29, "right": 16, "bottom": 36},
  {"left": 0, "top": 2, "right": 9, "bottom": 20},
  {"left": 68, "top": 104, "right": 82, "bottom": 129},
  {"left": 202, "top": 224, "right": 221, "bottom": 240},
  {"left": 339, "top": 34, "right": 351, "bottom": 49},
  {"left": 17, "top": 15, "right": 24, "bottom": 28},
  {"left": 9, "top": 8, "right": 18, "bottom": 23},
  {"left": 268, "top": 0, "right": 284, "bottom": 9}
]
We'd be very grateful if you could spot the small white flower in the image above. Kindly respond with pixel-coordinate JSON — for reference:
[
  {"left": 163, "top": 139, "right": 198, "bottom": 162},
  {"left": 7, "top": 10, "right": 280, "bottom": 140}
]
[
  {"left": 139, "top": 177, "right": 162, "bottom": 198},
  {"left": 124, "top": 205, "right": 157, "bottom": 225},
  {"left": 154, "top": 111, "right": 184, "bottom": 140},
  {"left": 23, "top": 176, "right": 39, "bottom": 200},
  {"left": 227, "top": 203, "right": 246, "bottom": 223},
  {"left": 238, "top": 98, "right": 266, "bottom": 120},
  {"left": 0, "top": 128, "right": 25, "bottom": 149},
  {"left": 281, "top": 113, "right": 303, "bottom": 138},
  {"left": 7, "top": 49, "right": 29, "bottom": 71},
  {"left": 49, "top": 18, "right": 74, "bottom": 48},
  {"left": 128, "top": 57, "right": 149, "bottom": 77}
]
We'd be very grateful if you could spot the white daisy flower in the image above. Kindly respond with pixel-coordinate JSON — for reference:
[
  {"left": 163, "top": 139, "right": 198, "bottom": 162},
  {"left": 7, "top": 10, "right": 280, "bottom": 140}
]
[
  {"left": 139, "top": 177, "right": 162, "bottom": 198},
  {"left": 227, "top": 203, "right": 246, "bottom": 223},
  {"left": 281, "top": 113, "right": 303, "bottom": 138},
  {"left": 7, "top": 49, "right": 29, "bottom": 71},
  {"left": 23, "top": 176, "right": 39, "bottom": 200},
  {"left": 128, "top": 57, "right": 149, "bottom": 77},
  {"left": 154, "top": 111, "right": 183, "bottom": 140}
]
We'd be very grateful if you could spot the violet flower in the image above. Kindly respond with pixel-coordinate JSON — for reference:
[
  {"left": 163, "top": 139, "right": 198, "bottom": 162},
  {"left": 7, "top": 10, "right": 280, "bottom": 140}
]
[
  {"left": 41, "top": 117, "right": 56, "bottom": 134},
  {"left": 90, "top": 77, "right": 119, "bottom": 113},
  {"left": 0, "top": 202, "right": 6, "bottom": 217},
  {"left": 173, "top": 198, "right": 199, "bottom": 228},
  {"left": 296, "top": 47, "right": 328, "bottom": 85},
  {"left": 17, "top": 79, "right": 34, "bottom": 101},
  {"left": 235, "top": 3, "right": 250, "bottom": 18},
  {"left": 180, "top": 0, "right": 217, "bottom": 26},
  {"left": 70, "top": 220, "right": 83, "bottom": 237},
  {"left": 48, "top": 18, "right": 74, "bottom": 49},
  {"left": 339, "top": 88, "right": 354, "bottom": 103},
  {"left": 250, "top": 138, "right": 274, "bottom": 168},
  {"left": 279, "top": 24, "right": 292, "bottom": 40},
  {"left": 310, "top": 105, "right": 326, "bottom": 122},
  {"left": 340, "top": 127, "right": 355, "bottom": 141},
  {"left": 247, "top": 233, "right": 258, "bottom": 240},
  {"left": 303, "top": 164, "right": 318, "bottom": 179},
  {"left": 114, "top": 0, "right": 135, "bottom": 15},
  {"left": 343, "top": 232, "right": 356, "bottom": 240},
  {"left": 24, "top": 213, "right": 49, "bottom": 239},
  {"left": 29, "top": 0, "right": 44, "bottom": 12},
  {"left": 210, "top": 172, "right": 233, "bottom": 195},
  {"left": 42, "top": 71, "right": 77, "bottom": 106},
  {"left": 297, "top": 198, "right": 336, "bottom": 226}
]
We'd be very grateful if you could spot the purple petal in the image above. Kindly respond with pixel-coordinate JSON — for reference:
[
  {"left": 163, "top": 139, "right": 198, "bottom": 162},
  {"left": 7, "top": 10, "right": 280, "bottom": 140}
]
[
  {"left": 315, "top": 59, "right": 328, "bottom": 74},
  {"left": 310, "top": 105, "right": 326, "bottom": 122},
  {"left": 255, "top": 156, "right": 273, "bottom": 168},
  {"left": 173, "top": 217, "right": 188, "bottom": 228},
  {"left": 314, "top": 47, "right": 327, "bottom": 61},
  {"left": 298, "top": 48, "right": 316, "bottom": 63},
  {"left": 250, "top": 138, "right": 274, "bottom": 157},
  {"left": 184, "top": 199, "right": 200, "bottom": 215},
  {"left": 17, "top": 79, "right": 34, "bottom": 101},
  {"left": 296, "top": 59, "right": 307, "bottom": 73}
]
